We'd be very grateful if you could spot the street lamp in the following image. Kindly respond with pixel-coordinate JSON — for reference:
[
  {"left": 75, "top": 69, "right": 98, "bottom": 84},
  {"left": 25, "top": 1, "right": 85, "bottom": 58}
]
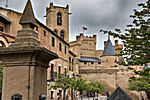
[{"left": 72, "top": 73, "right": 75, "bottom": 100}]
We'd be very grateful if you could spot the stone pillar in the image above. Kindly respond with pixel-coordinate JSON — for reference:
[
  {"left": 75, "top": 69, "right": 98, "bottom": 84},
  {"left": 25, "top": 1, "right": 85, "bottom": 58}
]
[{"left": 0, "top": 47, "right": 58, "bottom": 100}]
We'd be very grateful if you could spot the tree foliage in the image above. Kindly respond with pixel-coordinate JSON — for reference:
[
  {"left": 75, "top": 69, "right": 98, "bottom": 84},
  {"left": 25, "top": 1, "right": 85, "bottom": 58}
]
[
  {"left": 50, "top": 75, "right": 105, "bottom": 100},
  {"left": 86, "top": 81, "right": 105, "bottom": 94},
  {"left": 50, "top": 75, "right": 72, "bottom": 100},
  {"left": 129, "top": 68, "right": 150, "bottom": 99},
  {"left": 100, "top": 0, "right": 150, "bottom": 99},
  {"left": 100, "top": 0, "right": 150, "bottom": 66},
  {"left": 53, "top": 75, "right": 72, "bottom": 90}
]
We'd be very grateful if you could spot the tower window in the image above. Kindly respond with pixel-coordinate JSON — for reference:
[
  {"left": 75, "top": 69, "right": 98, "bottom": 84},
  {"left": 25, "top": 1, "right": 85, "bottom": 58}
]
[
  {"left": 0, "top": 26, "right": 3, "bottom": 32},
  {"left": 57, "top": 12, "right": 62, "bottom": 25},
  {"left": 65, "top": 46, "right": 67, "bottom": 54},
  {"left": 58, "top": 66, "right": 61, "bottom": 76},
  {"left": 50, "top": 64, "right": 54, "bottom": 81},
  {"left": 43, "top": 30, "right": 46, "bottom": 36},
  {"left": 60, "top": 30, "right": 64, "bottom": 40},
  {"left": 59, "top": 42, "right": 62, "bottom": 51},
  {"left": 84, "top": 62, "right": 87, "bottom": 65},
  {"left": 52, "top": 37, "right": 55, "bottom": 47},
  {"left": 98, "top": 62, "right": 101, "bottom": 64}
]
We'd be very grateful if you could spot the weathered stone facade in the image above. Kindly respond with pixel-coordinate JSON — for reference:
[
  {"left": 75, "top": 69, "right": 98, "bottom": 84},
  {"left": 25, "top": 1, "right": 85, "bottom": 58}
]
[
  {"left": 46, "top": 3, "right": 69, "bottom": 42},
  {"left": 0, "top": 0, "right": 58, "bottom": 99},
  {"left": 0, "top": 1, "right": 141, "bottom": 100},
  {"left": 0, "top": 2, "right": 76, "bottom": 82}
]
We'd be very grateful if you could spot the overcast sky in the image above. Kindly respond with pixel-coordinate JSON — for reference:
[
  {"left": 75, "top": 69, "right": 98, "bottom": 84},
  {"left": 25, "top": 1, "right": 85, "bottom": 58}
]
[{"left": 0, "top": 0, "right": 141, "bottom": 50}]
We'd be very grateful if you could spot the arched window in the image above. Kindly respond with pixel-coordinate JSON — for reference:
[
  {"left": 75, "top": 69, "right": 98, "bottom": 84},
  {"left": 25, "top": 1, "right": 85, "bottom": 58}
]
[
  {"left": 0, "top": 41, "right": 6, "bottom": 47},
  {"left": 57, "top": 12, "right": 62, "bottom": 25},
  {"left": 0, "top": 26, "right": 4, "bottom": 32},
  {"left": 54, "top": 29, "right": 58, "bottom": 33},
  {"left": 60, "top": 30, "right": 64, "bottom": 40}
]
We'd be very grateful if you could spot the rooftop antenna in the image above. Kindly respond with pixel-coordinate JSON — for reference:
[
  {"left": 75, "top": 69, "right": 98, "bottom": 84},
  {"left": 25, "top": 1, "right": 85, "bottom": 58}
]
[{"left": 5, "top": 0, "right": 8, "bottom": 8}]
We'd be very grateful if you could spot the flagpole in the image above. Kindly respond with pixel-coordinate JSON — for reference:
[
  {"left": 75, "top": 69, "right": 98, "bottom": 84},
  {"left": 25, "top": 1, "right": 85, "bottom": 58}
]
[
  {"left": 5, "top": 0, "right": 8, "bottom": 8},
  {"left": 83, "top": 29, "right": 84, "bottom": 34}
]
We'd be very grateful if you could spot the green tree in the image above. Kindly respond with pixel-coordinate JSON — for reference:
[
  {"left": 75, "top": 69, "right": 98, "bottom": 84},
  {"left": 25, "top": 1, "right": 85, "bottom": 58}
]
[
  {"left": 51, "top": 75, "right": 72, "bottom": 100},
  {"left": 86, "top": 81, "right": 105, "bottom": 100},
  {"left": 100, "top": 0, "right": 150, "bottom": 99},
  {"left": 129, "top": 68, "right": 150, "bottom": 99},
  {"left": 74, "top": 78, "right": 87, "bottom": 100},
  {"left": 100, "top": 1, "right": 150, "bottom": 65}
]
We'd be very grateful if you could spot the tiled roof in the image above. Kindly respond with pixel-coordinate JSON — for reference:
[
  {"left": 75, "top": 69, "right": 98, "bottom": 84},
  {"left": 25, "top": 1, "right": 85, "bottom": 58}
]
[
  {"left": 78, "top": 57, "right": 100, "bottom": 62},
  {"left": 103, "top": 36, "right": 116, "bottom": 56}
]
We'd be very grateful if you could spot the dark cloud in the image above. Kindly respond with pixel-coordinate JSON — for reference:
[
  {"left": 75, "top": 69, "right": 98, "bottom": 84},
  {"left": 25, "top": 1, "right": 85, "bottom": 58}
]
[{"left": 0, "top": 0, "right": 141, "bottom": 49}]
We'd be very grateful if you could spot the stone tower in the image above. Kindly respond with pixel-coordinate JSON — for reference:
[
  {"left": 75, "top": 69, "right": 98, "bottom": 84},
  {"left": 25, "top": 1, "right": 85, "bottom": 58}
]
[
  {"left": 46, "top": 3, "right": 69, "bottom": 42},
  {"left": 0, "top": 0, "right": 58, "bottom": 100}
]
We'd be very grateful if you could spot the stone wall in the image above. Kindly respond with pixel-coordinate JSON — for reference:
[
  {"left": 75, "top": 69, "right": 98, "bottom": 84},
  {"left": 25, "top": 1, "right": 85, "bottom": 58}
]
[
  {"left": 79, "top": 68, "right": 131, "bottom": 91},
  {"left": 0, "top": 7, "right": 22, "bottom": 36}
]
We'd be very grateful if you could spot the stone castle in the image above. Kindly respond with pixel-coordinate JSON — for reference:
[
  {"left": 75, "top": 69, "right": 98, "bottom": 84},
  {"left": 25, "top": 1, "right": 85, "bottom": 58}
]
[{"left": 0, "top": 1, "right": 141, "bottom": 99}]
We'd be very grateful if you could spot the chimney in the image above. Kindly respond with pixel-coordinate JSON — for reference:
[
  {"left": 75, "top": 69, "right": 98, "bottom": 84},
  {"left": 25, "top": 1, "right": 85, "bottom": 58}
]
[
  {"left": 50, "top": 2, "right": 53, "bottom": 8},
  {"left": 66, "top": 4, "right": 69, "bottom": 10},
  {"left": 115, "top": 40, "right": 118, "bottom": 45}
]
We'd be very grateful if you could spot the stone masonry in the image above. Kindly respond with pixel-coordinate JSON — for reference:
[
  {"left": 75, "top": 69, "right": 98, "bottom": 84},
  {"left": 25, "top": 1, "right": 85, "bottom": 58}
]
[{"left": 0, "top": 0, "right": 58, "bottom": 100}]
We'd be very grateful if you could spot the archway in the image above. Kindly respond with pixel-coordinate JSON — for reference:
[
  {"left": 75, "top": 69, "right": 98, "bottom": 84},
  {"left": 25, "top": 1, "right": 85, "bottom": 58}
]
[
  {"left": 0, "top": 36, "right": 9, "bottom": 47},
  {"left": 0, "top": 41, "right": 6, "bottom": 48}
]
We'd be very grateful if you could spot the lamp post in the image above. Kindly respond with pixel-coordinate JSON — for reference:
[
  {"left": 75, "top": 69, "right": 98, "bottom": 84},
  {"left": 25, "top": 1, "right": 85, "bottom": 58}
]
[
  {"left": 72, "top": 73, "right": 75, "bottom": 100},
  {"left": 63, "top": 66, "right": 67, "bottom": 100}
]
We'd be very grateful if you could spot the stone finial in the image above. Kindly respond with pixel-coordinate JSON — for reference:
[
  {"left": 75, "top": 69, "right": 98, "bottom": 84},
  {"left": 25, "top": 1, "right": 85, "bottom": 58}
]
[
  {"left": 10, "top": 0, "right": 40, "bottom": 47},
  {"left": 66, "top": 4, "right": 69, "bottom": 9},
  {"left": 19, "top": 0, "right": 37, "bottom": 29},
  {"left": 50, "top": 2, "right": 53, "bottom": 7}
]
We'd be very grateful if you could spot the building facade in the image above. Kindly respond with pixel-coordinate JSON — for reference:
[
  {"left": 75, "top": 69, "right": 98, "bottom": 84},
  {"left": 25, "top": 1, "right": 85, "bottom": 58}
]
[
  {"left": 0, "top": 2, "right": 77, "bottom": 99},
  {"left": 0, "top": 1, "right": 140, "bottom": 100}
]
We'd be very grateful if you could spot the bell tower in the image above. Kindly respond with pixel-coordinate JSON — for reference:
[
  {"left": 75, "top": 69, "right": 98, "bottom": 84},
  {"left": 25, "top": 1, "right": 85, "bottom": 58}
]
[{"left": 46, "top": 3, "right": 69, "bottom": 42}]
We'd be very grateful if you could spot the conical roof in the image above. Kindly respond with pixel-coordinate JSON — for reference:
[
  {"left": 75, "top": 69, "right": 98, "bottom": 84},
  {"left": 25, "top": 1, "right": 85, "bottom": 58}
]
[
  {"left": 108, "top": 87, "right": 132, "bottom": 100},
  {"left": 103, "top": 36, "right": 116, "bottom": 56},
  {"left": 19, "top": 0, "right": 37, "bottom": 26}
]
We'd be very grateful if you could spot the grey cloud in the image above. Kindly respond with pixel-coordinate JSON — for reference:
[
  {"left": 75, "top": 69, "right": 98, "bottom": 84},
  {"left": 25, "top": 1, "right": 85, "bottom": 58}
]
[{"left": 0, "top": 0, "right": 141, "bottom": 49}]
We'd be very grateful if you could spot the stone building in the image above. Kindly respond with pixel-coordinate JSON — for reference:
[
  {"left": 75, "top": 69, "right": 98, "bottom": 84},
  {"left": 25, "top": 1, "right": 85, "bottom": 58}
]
[
  {"left": 0, "top": 1, "right": 77, "bottom": 99},
  {"left": 0, "top": 1, "right": 140, "bottom": 99},
  {"left": 69, "top": 33, "right": 133, "bottom": 95},
  {"left": 69, "top": 33, "right": 123, "bottom": 69}
]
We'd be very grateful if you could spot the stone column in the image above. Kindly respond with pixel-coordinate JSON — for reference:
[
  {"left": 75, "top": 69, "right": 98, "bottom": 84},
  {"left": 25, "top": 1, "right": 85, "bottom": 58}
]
[{"left": 0, "top": 47, "right": 58, "bottom": 100}]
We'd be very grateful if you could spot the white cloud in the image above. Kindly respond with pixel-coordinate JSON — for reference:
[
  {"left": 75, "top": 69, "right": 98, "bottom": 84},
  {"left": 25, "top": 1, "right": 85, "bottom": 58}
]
[{"left": 0, "top": 0, "right": 140, "bottom": 49}]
